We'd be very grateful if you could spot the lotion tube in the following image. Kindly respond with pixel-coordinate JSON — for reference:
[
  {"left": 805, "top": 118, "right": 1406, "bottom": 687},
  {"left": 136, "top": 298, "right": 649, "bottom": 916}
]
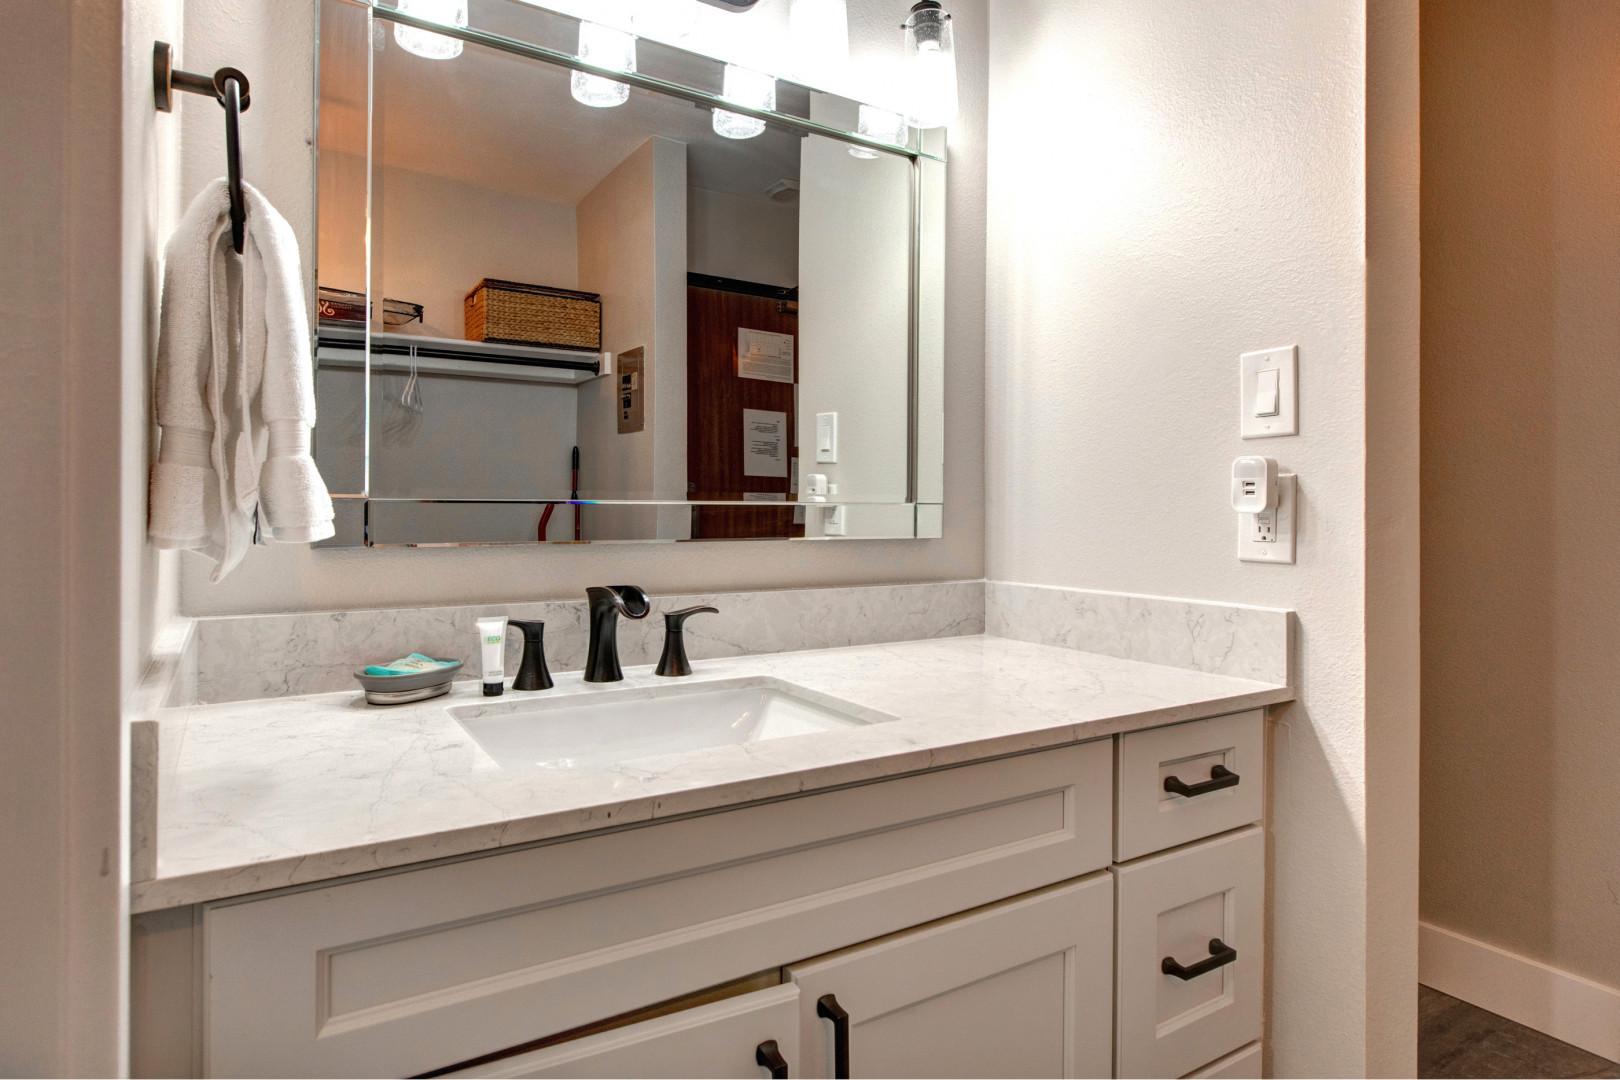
[{"left": 477, "top": 616, "right": 508, "bottom": 696}]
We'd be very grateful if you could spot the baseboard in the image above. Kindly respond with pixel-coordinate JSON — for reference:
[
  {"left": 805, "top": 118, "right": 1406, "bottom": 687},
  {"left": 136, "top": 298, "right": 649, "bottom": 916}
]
[{"left": 1419, "top": 921, "right": 1620, "bottom": 1064}]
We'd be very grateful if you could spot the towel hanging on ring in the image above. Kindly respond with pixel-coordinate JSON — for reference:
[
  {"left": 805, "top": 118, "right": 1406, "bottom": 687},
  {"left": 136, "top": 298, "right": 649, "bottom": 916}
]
[{"left": 149, "top": 178, "right": 334, "bottom": 581}]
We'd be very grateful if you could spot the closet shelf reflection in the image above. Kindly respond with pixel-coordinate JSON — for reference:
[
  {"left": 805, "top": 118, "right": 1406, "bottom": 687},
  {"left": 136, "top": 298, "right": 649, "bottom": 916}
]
[{"left": 316, "top": 325, "right": 603, "bottom": 386}]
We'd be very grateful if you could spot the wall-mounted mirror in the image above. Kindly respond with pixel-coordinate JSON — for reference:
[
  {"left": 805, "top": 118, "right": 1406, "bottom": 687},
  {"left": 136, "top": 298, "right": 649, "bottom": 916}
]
[{"left": 314, "top": 0, "right": 944, "bottom": 545}]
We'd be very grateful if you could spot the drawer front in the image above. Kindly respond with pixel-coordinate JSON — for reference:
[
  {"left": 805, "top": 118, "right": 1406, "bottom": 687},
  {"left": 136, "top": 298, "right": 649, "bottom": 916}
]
[
  {"left": 442, "top": 984, "right": 801, "bottom": 1079},
  {"left": 787, "top": 876, "right": 1114, "bottom": 1079},
  {"left": 1115, "top": 827, "right": 1263, "bottom": 1079},
  {"left": 1184, "top": 1041, "right": 1262, "bottom": 1079},
  {"left": 203, "top": 741, "right": 1112, "bottom": 1077},
  {"left": 1116, "top": 711, "right": 1263, "bottom": 861}
]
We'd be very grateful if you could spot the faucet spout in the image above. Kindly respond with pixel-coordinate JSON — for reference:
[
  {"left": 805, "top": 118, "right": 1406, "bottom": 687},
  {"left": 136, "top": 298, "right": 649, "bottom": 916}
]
[{"left": 584, "top": 585, "right": 651, "bottom": 682}]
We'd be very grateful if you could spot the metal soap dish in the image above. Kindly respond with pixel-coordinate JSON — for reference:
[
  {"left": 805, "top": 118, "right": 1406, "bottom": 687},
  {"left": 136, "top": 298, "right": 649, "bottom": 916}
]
[{"left": 353, "top": 659, "right": 463, "bottom": 706}]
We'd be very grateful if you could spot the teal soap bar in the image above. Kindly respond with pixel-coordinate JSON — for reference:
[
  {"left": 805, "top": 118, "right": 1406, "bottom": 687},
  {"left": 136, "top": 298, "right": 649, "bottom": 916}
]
[{"left": 363, "top": 653, "right": 458, "bottom": 678}]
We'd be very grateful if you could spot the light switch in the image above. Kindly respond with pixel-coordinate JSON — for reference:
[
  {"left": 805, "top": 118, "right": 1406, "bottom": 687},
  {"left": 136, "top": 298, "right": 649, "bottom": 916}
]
[
  {"left": 1253, "top": 369, "right": 1280, "bottom": 417},
  {"left": 815, "top": 412, "right": 838, "bottom": 463},
  {"left": 1239, "top": 345, "right": 1298, "bottom": 439}
]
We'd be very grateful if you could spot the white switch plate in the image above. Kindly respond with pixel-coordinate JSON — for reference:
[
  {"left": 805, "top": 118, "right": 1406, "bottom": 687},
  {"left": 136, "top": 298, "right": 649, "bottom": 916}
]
[
  {"left": 815, "top": 412, "right": 838, "bottom": 463},
  {"left": 1240, "top": 345, "right": 1298, "bottom": 438},
  {"left": 824, "top": 504, "right": 847, "bottom": 536},
  {"left": 1239, "top": 473, "right": 1296, "bottom": 563}
]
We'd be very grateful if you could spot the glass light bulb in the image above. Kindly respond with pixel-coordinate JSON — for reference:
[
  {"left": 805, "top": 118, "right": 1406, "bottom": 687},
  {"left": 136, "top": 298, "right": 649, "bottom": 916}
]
[
  {"left": 571, "top": 22, "right": 637, "bottom": 108},
  {"left": 713, "top": 65, "right": 775, "bottom": 140},
  {"left": 849, "top": 105, "right": 908, "bottom": 159},
  {"left": 903, "top": 3, "right": 958, "bottom": 129},
  {"left": 393, "top": 0, "right": 467, "bottom": 61}
]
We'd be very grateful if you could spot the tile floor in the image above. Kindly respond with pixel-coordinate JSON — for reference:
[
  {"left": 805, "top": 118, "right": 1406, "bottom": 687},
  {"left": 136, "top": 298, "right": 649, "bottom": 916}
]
[{"left": 1419, "top": 986, "right": 1620, "bottom": 1079}]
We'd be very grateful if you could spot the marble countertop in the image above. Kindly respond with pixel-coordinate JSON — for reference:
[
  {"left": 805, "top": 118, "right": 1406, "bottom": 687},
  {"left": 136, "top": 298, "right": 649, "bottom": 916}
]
[{"left": 133, "top": 634, "right": 1292, "bottom": 913}]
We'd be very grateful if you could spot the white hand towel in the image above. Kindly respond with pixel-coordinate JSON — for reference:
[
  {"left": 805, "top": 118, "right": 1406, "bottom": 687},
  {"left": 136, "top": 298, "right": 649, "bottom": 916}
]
[{"left": 150, "top": 179, "right": 334, "bottom": 582}]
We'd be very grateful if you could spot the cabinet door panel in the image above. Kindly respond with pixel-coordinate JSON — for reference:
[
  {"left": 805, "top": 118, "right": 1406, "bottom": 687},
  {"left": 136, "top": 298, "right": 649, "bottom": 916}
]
[
  {"left": 1115, "top": 828, "right": 1263, "bottom": 1079},
  {"left": 442, "top": 985, "right": 800, "bottom": 1079},
  {"left": 788, "top": 876, "right": 1114, "bottom": 1079}
]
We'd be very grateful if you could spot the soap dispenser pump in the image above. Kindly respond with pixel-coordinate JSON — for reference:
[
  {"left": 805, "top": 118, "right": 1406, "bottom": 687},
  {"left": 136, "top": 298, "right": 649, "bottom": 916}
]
[{"left": 507, "top": 619, "right": 554, "bottom": 691}]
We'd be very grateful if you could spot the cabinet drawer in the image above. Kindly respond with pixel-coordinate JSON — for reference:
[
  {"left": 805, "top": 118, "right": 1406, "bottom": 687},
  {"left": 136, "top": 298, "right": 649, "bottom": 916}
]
[
  {"left": 1115, "top": 827, "right": 1263, "bottom": 1079},
  {"left": 441, "top": 984, "right": 801, "bottom": 1079},
  {"left": 1116, "top": 711, "right": 1263, "bottom": 861},
  {"left": 203, "top": 741, "right": 1112, "bottom": 1077},
  {"left": 788, "top": 876, "right": 1114, "bottom": 1079},
  {"left": 1184, "top": 1041, "right": 1261, "bottom": 1079}
]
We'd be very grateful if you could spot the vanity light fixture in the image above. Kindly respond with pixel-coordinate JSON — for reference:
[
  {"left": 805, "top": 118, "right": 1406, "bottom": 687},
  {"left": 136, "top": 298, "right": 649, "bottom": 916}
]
[
  {"left": 630, "top": 0, "right": 699, "bottom": 45},
  {"left": 571, "top": 21, "right": 637, "bottom": 108},
  {"left": 713, "top": 64, "right": 775, "bottom": 139},
  {"left": 788, "top": 0, "right": 850, "bottom": 87},
  {"left": 849, "top": 105, "right": 908, "bottom": 158},
  {"left": 902, "top": 0, "right": 957, "bottom": 130},
  {"left": 393, "top": 0, "right": 468, "bottom": 60}
]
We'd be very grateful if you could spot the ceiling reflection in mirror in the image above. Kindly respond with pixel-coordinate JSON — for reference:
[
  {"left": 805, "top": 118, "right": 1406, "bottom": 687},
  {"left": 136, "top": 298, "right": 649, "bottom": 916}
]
[{"left": 313, "top": 0, "right": 944, "bottom": 545}]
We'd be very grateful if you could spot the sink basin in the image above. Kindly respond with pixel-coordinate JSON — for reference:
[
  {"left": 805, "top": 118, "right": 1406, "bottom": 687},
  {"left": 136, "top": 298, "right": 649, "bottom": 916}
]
[{"left": 449, "top": 677, "right": 885, "bottom": 772}]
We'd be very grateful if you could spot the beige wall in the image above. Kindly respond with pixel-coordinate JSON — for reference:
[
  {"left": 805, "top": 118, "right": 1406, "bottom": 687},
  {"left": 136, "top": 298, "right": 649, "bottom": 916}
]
[
  {"left": 177, "top": 0, "right": 986, "bottom": 614},
  {"left": 574, "top": 137, "right": 688, "bottom": 539},
  {"left": 1420, "top": 0, "right": 1620, "bottom": 992},
  {"left": 984, "top": 1, "right": 1419, "bottom": 1073},
  {"left": 688, "top": 186, "right": 799, "bottom": 288}
]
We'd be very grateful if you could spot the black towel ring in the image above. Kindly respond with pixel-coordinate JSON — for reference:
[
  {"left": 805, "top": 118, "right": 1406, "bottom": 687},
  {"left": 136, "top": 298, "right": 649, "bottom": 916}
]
[{"left": 153, "top": 41, "right": 251, "bottom": 254}]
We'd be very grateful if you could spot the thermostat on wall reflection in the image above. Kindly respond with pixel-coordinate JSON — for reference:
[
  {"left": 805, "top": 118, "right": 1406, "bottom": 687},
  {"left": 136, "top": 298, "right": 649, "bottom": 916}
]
[{"left": 815, "top": 412, "right": 838, "bottom": 463}]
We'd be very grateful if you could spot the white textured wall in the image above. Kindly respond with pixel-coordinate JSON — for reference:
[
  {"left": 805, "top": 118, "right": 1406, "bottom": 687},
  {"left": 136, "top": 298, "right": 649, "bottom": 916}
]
[
  {"left": 178, "top": 0, "right": 985, "bottom": 613},
  {"left": 4, "top": 0, "right": 182, "bottom": 1071},
  {"left": 985, "top": 1, "right": 1417, "bottom": 1074},
  {"left": 1420, "top": 0, "right": 1620, "bottom": 996}
]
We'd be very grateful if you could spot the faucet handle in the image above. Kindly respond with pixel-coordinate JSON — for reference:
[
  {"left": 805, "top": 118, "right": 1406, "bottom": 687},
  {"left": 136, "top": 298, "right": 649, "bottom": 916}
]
[
  {"left": 656, "top": 606, "right": 718, "bottom": 677},
  {"left": 664, "top": 605, "right": 719, "bottom": 630},
  {"left": 507, "top": 619, "right": 554, "bottom": 691}
]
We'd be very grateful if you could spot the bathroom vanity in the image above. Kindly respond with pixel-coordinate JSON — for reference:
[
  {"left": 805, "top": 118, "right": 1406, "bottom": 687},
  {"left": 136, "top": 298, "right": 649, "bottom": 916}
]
[
  {"left": 127, "top": 5, "right": 1290, "bottom": 1074},
  {"left": 130, "top": 634, "right": 1287, "bottom": 1079}
]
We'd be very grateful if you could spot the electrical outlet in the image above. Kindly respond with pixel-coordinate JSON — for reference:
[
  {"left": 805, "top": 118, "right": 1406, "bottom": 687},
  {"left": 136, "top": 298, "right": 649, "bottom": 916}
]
[
  {"left": 1239, "top": 473, "right": 1296, "bottom": 563},
  {"left": 1252, "top": 508, "right": 1277, "bottom": 543}
]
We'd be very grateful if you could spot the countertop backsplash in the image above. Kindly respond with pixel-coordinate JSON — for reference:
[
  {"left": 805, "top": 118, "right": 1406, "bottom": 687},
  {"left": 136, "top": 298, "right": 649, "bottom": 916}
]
[{"left": 185, "top": 581, "right": 988, "bottom": 704}]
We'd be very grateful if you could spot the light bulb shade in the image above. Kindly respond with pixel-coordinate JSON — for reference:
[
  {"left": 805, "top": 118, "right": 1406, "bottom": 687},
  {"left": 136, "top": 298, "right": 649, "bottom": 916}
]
[
  {"left": 393, "top": 0, "right": 468, "bottom": 60},
  {"left": 902, "top": 1, "right": 957, "bottom": 129},
  {"left": 571, "top": 22, "right": 637, "bottom": 108},
  {"left": 849, "top": 104, "right": 908, "bottom": 158},
  {"left": 713, "top": 65, "right": 775, "bottom": 140}
]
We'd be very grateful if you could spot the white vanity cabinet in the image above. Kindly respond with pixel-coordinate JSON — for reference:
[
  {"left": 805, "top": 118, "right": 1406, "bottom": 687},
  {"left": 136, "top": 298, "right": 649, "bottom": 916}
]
[{"left": 131, "top": 710, "right": 1269, "bottom": 1080}]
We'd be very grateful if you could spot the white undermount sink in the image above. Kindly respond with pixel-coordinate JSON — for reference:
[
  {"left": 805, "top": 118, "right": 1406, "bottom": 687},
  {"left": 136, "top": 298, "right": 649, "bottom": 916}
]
[{"left": 449, "top": 677, "right": 887, "bottom": 772}]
